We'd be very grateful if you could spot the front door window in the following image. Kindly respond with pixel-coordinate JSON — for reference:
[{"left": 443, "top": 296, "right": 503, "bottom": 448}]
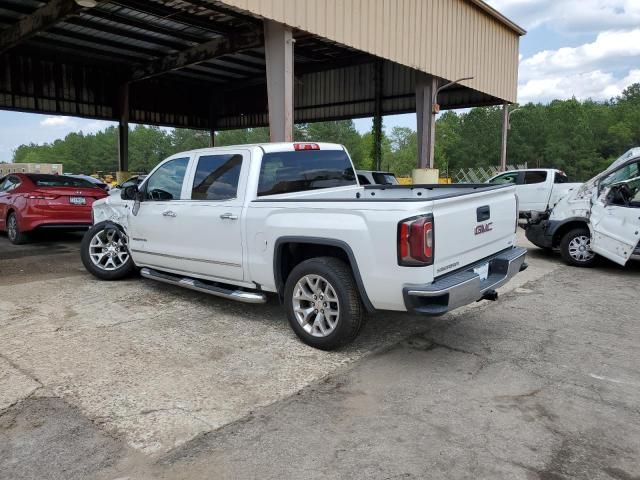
[{"left": 144, "top": 157, "right": 189, "bottom": 201}]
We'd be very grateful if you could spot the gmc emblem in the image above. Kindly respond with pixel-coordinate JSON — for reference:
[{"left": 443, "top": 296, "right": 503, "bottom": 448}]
[{"left": 474, "top": 222, "right": 493, "bottom": 235}]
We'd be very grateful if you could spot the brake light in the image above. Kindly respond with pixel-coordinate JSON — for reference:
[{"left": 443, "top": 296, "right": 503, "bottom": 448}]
[
  {"left": 27, "top": 191, "right": 57, "bottom": 200},
  {"left": 293, "top": 143, "right": 320, "bottom": 150},
  {"left": 398, "top": 215, "right": 434, "bottom": 266}
]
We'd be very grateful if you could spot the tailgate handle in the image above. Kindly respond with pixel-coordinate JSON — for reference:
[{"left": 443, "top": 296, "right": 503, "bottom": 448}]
[{"left": 477, "top": 205, "right": 490, "bottom": 222}]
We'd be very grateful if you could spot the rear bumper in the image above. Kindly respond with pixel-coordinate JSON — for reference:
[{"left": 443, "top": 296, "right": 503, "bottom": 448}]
[
  {"left": 20, "top": 209, "right": 93, "bottom": 232},
  {"left": 403, "top": 246, "right": 527, "bottom": 315}
]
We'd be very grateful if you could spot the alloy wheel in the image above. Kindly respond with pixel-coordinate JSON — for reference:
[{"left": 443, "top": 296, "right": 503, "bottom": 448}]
[
  {"left": 292, "top": 274, "right": 340, "bottom": 337},
  {"left": 89, "top": 228, "right": 130, "bottom": 271}
]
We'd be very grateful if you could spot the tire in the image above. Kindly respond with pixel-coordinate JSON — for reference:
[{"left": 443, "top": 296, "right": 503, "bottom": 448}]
[
  {"left": 284, "top": 256, "right": 365, "bottom": 350},
  {"left": 81, "top": 222, "right": 135, "bottom": 280},
  {"left": 6, "top": 212, "right": 29, "bottom": 245},
  {"left": 559, "top": 227, "right": 597, "bottom": 267}
]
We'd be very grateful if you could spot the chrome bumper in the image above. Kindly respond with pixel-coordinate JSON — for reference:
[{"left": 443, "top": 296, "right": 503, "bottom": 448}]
[{"left": 403, "top": 246, "right": 527, "bottom": 315}]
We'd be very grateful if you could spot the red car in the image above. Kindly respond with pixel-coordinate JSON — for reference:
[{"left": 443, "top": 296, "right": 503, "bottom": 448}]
[{"left": 0, "top": 173, "right": 108, "bottom": 244}]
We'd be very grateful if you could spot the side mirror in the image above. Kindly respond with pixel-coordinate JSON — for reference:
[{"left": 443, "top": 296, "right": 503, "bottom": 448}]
[{"left": 121, "top": 185, "right": 139, "bottom": 200}]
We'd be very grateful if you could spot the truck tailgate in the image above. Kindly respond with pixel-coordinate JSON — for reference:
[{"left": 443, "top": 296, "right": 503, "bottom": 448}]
[{"left": 432, "top": 186, "right": 516, "bottom": 276}]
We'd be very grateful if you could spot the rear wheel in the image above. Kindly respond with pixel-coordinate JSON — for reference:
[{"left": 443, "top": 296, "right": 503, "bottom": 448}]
[
  {"left": 559, "top": 227, "right": 597, "bottom": 267},
  {"left": 285, "top": 256, "right": 364, "bottom": 350},
  {"left": 81, "top": 222, "right": 135, "bottom": 280},
  {"left": 6, "top": 212, "right": 28, "bottom": 245}
]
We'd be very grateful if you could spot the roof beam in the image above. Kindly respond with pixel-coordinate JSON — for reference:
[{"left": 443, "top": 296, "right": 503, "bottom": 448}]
[
  {"left": 0, "top": 0, "right": 105, "bottom": 54},
  {"left": 130, "top": 28, "right": 263, "bottom": 83}
]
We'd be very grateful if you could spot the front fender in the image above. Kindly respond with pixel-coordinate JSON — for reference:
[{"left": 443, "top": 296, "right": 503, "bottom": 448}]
[{"left": 92, "top": 196, "right": 131, "bottom": 233}]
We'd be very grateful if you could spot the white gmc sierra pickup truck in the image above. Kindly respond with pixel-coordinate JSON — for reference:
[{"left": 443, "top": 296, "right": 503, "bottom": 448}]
[{"left": 81, "top": 142, "right": 527, "bottom": 349}]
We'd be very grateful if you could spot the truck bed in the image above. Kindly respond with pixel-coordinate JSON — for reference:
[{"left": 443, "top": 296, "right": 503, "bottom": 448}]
[{"left": 252, "top": 183, "right": 510, "bottom": 202}]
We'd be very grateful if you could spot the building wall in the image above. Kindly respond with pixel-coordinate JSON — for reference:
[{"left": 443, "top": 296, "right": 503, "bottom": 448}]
[
  {"left": 219, "top": 0, "right": 521, "bottom": 102},
  {"left": 0, "top": 163, "right": 63, "bottom": 176}
]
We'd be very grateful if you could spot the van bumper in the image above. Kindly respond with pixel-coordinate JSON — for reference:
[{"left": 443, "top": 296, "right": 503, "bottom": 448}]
[
  {"left": 524, "top": 220, "right": 554, "bottom": 249},
  {"left": 403, "top": 246, "right": 527, "bottom": 315}
]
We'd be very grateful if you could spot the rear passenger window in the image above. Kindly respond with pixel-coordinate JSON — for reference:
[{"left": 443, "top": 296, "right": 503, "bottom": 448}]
[
  {"left": 489, "top": 172, "right": 518, "bottom": 185},
  {"left": 0, "top": 176, "right": 20, "bottom": 191},
  {"left": 191, "top": 154, "right": 243, "bottom": 200},
  {"left": 554, "top": 172, "right": 568, "bottom": 183},
  {"left": 524, "top": 171, "right": 547, "bottom": 184},
  {"left": 258, "top": 150, "right": 356, "bottom": 196}
]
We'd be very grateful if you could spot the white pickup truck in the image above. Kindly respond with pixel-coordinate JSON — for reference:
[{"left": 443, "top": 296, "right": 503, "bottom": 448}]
[
  {"left": 487, "top": 168, "right": 581, "bottom": 215},
  {"left": 81, "top": 142, "right": 527, "bottom": 349}
]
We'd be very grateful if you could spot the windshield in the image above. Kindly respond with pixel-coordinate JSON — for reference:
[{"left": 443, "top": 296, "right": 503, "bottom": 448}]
[
  {"left": 371, "top": 172, "right": 398, "bottom": 185},
  {"left": 28, "top": 174, "right": 96, "bottom": 188}
]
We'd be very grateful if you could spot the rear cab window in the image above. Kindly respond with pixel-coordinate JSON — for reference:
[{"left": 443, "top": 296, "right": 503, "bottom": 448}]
[
  {"left": 524, "top": 171, "right": 547, "bottom": 184},
  {"left": 554, "top": 171, "right": 569, "bottom": 183},
  {"left": 257, "top": 149, "right": 356, "bottom": 196},
  {"left": 372, "top": 172, "right": 399, "bottom": 185}
]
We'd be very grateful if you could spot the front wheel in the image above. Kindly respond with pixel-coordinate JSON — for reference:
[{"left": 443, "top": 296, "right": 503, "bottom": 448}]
[
  {"left": 559, "top": 227, "right": 597, "bottom": 267},
  {"left": 285, "top": 257, "right": 365, "bottom": 350},
  {"left": 81, "top": 222, "right": 135, "bottom": 280}
]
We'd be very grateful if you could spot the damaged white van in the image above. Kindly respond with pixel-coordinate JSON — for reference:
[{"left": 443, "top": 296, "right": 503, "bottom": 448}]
[{"left": 524, "top": 148, "right": 640, "bottom": 267}]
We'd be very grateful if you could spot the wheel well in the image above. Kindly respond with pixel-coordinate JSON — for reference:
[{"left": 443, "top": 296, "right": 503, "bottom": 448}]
[
  {"left": 5, "top": 208, "right": 15, "bottom": 225},
  {"left": 274, "top": 239, "right": 374, "bottom": 312},
  {"left": 552, "top": 220, "right": 589, "bottom": 247}
]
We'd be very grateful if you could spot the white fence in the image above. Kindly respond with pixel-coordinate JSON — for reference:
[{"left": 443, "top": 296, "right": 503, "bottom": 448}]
[{"left": 453, "top": 164, "right": 528, "bottom": 183}]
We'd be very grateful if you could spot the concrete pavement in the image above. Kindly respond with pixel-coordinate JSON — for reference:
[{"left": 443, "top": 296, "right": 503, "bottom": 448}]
[{"left": 2, "top": 230, "right": 638, "bottom": 479}]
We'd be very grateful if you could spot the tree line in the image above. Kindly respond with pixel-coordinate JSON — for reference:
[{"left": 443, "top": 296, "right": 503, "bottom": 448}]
[{"left": 9, "top": 83, "right": 640, "bottom": 182}]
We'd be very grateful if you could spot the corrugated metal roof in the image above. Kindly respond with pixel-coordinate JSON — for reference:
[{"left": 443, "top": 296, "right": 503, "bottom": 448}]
[{"left": 0, "top": 0, "right": 521, "bottom": 130}]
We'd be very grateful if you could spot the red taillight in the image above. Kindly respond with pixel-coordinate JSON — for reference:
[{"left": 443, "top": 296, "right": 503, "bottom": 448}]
[
  {"left": 293, "top": 143, "right": 320, "bottom": 150},
  {"left": 398, "top": 215, "right": 434, "bottom": 266},
  {"left": 27, "top": 191, "right": 57, "bottom": 200}
]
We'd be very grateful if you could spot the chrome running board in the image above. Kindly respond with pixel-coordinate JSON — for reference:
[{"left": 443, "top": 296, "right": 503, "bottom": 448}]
[{"left": 140, "top": 267, "right": 267, "bottom": 304}]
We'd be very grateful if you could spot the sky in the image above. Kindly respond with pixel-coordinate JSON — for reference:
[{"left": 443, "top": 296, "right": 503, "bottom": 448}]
[{"left": 2, "top": 0, "right": 640, "bottom": 161}]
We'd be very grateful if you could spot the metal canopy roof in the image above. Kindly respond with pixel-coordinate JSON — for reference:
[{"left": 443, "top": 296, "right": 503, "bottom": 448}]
[{"left": 0, "top": 0, "right": 522, "bottom": 131}]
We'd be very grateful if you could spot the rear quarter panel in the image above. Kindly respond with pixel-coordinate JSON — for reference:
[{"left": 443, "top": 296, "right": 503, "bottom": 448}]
[{"left": 245, "top": 201, "right": 439, "bottom": 311}]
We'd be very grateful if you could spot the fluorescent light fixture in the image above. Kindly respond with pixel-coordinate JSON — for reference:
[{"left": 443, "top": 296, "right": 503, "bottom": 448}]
[{"left": 75, "top": 0, "right": 98, "bottom": 7}]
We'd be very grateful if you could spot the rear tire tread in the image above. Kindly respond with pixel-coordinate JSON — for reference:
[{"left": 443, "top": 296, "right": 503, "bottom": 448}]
[
  {"left": 6, "top": 212, "right": 29, "bottom": 245},
  {"left": 285, "top": 256, "right": 365, "bottom": 350}
]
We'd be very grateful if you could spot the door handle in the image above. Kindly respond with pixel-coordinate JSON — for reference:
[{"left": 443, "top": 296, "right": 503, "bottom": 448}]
[
  {"left": 162, "top": 210, "right": 177, "bottom": 217},
  {"left": 220, "top": 213, "right": 238, "bottom": 220}
]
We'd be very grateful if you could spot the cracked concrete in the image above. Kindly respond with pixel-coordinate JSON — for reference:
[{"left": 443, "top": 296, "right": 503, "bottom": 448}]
[
  {"left": 142, "top": 260, "right": 640, "bottom": 480},
  {"left": 0, "top": 230, "right": 556, "bottom": 459},
  {"left": 4, "top": 231, "right": 637, "bottom": 479}
]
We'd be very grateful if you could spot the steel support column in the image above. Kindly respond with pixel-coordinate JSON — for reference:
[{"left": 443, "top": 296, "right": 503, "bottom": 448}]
[
  {"left": 416, "top": 72, "right": 437, "bottom": 169},
  {"left": 500, "top": 102, "right": 509, "bottom": 171},
  {"left": 117, "top": 84, "right": 129, "bottom": 182},
  {"left": 373, "top": 61, "right": 383, "bottom": 171},
  {"left": 264, "top": 20, "right": 293, "bottom": 143}
]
